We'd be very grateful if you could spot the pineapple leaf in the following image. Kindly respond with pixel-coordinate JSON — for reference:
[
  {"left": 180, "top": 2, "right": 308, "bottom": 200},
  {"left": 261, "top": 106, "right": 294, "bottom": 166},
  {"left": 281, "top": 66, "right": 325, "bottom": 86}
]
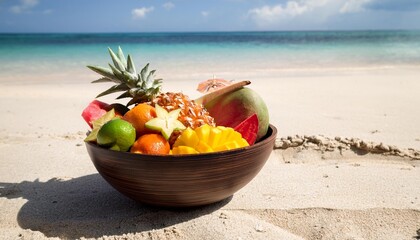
[
  {"left": 126, "top": 54, "right": 136, "bottom": 74},
  {"left": 91, "top": 77, "right": 118, "bottom": 83},
  {"left": 146, "top": 70, "right": 156, "bottom": 84},
  {"left": 87, "top": 65, "right": 119, "bottom": 82},
  {"left": 96, "top": 83, "right": 130, "bottom": 98},
  {"left": 153, "top": 79, "right": 163, "bottom": 92},
  {"left": 155, "top": 78, "right": 163, "bottom": 84},
  {"left": 108, "top": 47, "right": 125, "bottom": 71},
  {"left": 140, "top": 63, "right": 149, "bottom": 82},
  {"left": 137, "top": 73, "right": 144, "bottom": 86},
  {"left": 117, "top": 46, "right": 127, "bottom": 69},
  {"left": 122, "top": 71, "right": 137, "bottom": 82},
  {"left": 109, "top": 64, "right": 126, "bottom": 83},
  {"left": 89, "top": 47, "right": 163, "bottom": 104},
  {"left": 116, "top": 91, "right": 132, "bottom": 99},
  {"left": 127, "top": 97, "right": 140, "bottom": 106},
  {"left": 126, "top": 91, "right": 150, "bottom": 106}
]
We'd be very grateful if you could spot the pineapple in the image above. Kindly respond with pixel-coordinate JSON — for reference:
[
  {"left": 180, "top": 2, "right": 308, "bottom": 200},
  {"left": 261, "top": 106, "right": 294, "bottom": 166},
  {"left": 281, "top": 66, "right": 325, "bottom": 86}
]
[
  {"left": 88, "top": 47, "right": 215, "bottom": 133},
  {"left": 149, "top": 92, "right": 215, "bottom": 145},
  {"left": 87, "top": 47, "right": 162, "bottom": 106},
  {"left": 149, "top": 92, "right": 215, "bottom": 129}
]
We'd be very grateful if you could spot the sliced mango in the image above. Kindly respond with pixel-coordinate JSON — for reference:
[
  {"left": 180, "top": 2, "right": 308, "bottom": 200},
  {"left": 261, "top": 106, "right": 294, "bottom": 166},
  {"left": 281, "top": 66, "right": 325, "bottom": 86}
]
[
  {"left": 208, "top": 127, "right": 222, "bottom": 149},
  {"left": 172, "top": 146, "right": 199, "bottom": 155},
  {"left": 196, "top": 141, "right": 213, "bottom": 153},
  {"left": 195, "top": 124, "right": 211, "bottom": 143},
  {"left": 173, "top": 127, "right": 199, "bottom": 148},
  {"left": 217, "top": 126, "right": 233, "bottom": 143},
  {"left": 228, "top": 131, "right": 243, "bottom": 142},
  {"left": 237, "top": 138, "right": 250, "bottom": 148},
  {"left": 172, "top": 124, "right": 249, "bottom": 155}
]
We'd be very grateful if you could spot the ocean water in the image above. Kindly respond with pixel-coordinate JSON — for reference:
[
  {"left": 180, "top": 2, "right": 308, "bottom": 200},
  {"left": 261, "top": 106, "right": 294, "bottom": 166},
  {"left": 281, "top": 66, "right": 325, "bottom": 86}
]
[{"left": 1, "top": 31, "right": 420, "bottom": 83}]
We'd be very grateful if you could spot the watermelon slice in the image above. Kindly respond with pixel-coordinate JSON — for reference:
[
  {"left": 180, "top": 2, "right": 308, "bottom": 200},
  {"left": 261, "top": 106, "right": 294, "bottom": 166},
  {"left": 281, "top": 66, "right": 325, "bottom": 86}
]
[
  {"left": 81, "top": 100, "right": 110, "bottom": 128},
  {"left": 234, "top": 114, "right": 259, "bottom": 145}
]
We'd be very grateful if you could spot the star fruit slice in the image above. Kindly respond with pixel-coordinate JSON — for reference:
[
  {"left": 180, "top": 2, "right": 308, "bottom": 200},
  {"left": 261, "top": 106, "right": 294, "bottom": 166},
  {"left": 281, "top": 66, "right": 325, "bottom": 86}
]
[
  {"left": 145, "top": 105, "right": 186, "bottom": 140},
  {"left": 84, "top": 108, "right": 117, "bottom": 142}
]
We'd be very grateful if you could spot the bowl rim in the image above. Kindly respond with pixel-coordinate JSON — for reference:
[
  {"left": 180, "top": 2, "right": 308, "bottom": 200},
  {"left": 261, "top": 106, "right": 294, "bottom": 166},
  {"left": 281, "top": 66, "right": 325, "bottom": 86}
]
[{"left": 86, "top": 124, "right": 277, "bottom": 159}]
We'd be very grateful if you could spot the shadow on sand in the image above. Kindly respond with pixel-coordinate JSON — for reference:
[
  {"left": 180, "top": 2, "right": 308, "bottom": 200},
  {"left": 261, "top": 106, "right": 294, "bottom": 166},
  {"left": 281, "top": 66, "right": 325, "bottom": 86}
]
[{"left": 0, "top": 174, "right": 231, "bottom": 239}]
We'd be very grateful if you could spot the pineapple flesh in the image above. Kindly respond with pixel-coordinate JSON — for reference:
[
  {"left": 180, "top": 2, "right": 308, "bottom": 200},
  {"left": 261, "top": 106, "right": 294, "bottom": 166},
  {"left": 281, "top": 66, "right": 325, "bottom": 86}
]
[
  {"left": 148, "top": 92, "right": 215, "bottom": 145},
  {"left": 149, "top": 92, "right": 215, "bottom": 129}
]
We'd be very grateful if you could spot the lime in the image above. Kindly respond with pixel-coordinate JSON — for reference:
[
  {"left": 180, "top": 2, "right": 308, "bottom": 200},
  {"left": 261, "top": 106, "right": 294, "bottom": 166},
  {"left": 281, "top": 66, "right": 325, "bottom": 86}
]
[{"left": 97, "top": 118, "right": 136, "bottom": 152}]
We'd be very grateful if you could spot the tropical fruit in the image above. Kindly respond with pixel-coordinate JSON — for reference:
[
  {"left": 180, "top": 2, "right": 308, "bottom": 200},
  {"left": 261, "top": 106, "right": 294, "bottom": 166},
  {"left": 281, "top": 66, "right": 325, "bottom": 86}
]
[
  {"left": 123, "top": 103, "right": 157, "bottom": 136},
  {"left": 96, "top": 118, "right": 136, "bottom": 152},
  {"left": 148, "top": 92, "right": 215, "bottom": 130},
  {"left": 84, "top": 109, "right": 117, "bottom": 142},
  {"left": 148, "top": 92, "right": 215, "bottom": 145},
  {"left": 234, "top": 114, "right": 259, "bottom": 145},
  {"left": 145, "top": 105, "right": 186, "bottom": 140},
  {"left": 204, "top": 87, "right": 269, "bottom": 141},
  {"left": 87, "top": 47, "right": 214, "bottom": 135},
  {"left": 87, "top": 48, "right": 162, "bottom": 106},
  {"left": 85, "top": 47, "right": 272, "bottom": 155},
  {"left": 172, "top": 125, "right": 249, "bottom": 154},
  {"left": 82, "top": 100, "right": 110, "bottom": 128},
  {"left": 82, "top": 100, "right": 129, "bottom": 128},
  {"left": 130, "top": 133, "right": 170, "bottom": 155}
]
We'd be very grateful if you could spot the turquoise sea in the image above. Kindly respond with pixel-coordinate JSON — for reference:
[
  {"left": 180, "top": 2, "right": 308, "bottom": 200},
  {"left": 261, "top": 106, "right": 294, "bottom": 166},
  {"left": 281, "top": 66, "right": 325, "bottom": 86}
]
[{"left": 1, "top": 30, "right": 420, "bottom": 83}]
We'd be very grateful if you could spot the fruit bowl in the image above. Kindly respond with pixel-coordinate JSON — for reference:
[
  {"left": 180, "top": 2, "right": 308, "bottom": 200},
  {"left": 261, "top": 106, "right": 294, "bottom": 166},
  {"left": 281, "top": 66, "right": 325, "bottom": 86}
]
[{"left": 85, "top": 124, "right": 277, "bottom": 207}]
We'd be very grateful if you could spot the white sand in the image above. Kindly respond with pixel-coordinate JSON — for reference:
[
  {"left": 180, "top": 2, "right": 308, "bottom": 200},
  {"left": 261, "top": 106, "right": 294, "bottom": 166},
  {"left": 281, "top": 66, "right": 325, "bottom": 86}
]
[{"left": 1, "top": 67, "right": 419, "bottom": 239}]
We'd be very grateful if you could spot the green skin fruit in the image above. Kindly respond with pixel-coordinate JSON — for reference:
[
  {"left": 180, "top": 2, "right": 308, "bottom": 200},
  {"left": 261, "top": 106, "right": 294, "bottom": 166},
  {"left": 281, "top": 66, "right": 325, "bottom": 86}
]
[
  {"left": 97, "top": 118, "right": 136, "bottom": 152},
  {"left": 204, "top": 87, "right": 269, "bottom": 141}
]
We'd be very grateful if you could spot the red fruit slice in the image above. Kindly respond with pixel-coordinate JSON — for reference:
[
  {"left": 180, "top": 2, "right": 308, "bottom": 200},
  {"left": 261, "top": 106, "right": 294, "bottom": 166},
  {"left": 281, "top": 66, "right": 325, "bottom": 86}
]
[
  {"left": 234, "top": 114, "right": 259, "bottom": 145},
  {"left": 81, "top": 100, "right": 110, "bottom": 128}
]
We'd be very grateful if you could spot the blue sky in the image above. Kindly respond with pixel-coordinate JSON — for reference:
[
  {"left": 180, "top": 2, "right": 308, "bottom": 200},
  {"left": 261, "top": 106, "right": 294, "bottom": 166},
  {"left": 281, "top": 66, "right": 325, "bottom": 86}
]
[{"left": 1, "top": 0, "right": 420, "bottom": 32}]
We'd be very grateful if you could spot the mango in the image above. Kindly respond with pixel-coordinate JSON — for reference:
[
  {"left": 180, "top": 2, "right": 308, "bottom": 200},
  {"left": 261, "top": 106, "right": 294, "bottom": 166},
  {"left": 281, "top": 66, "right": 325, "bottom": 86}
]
[
  {"left": 172, "top": 125, "right": 249, "bottom": 154},
  {"left": 204, "top": 87, "right": 269, "bottom": 141}
]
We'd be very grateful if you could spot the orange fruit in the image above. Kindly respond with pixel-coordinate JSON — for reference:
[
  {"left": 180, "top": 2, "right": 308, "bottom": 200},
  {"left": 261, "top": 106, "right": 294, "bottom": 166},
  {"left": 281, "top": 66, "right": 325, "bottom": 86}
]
[
  {"left": 130, "top": 133, "right": 170, "bottom": 155},
  {"left": 123, "top": 103, "right": 157, "bottom": 136}
]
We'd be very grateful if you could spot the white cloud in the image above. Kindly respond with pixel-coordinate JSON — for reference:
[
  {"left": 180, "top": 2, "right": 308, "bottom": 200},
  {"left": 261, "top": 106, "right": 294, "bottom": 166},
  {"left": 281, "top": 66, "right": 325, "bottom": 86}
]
[
  {"left": 163, "top": 2, "right": 175, "bottom": 10},
  {"left": 249, "top": 2, "right": 307, "bottom": 22},
  {"left": 132, "top": 6, "right": 154, "bottom": 19},
  {"left": 10, "top": 0, "right": 39, "bottom": 14},
  {"left": 248, "top": 0, "right": 332, "bottom": 23},
  {"left": 340, "top": 0, "right": 372, "bottom": 13},
  {"left": 201, "top": 11, "right": 209, "bottom": 17}
]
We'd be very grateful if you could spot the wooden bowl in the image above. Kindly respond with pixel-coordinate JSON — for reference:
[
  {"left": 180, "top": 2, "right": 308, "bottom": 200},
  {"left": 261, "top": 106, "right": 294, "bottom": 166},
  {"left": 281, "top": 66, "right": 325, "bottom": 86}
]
[{"left": 86, "top": 124, "right": 277, "bottom": 207}]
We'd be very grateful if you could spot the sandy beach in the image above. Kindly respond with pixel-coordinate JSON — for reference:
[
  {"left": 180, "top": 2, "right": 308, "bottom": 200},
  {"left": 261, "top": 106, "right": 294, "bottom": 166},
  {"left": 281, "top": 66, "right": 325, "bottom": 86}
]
[{"left": 1, "top": 66, "right": 420, "bottom": 239}]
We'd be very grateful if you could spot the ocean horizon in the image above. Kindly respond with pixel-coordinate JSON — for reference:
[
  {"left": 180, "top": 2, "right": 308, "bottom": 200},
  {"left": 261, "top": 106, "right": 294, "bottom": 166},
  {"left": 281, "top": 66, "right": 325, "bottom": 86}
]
[{"left": 1, "top": 30, "right": 420, "bottom": 84}]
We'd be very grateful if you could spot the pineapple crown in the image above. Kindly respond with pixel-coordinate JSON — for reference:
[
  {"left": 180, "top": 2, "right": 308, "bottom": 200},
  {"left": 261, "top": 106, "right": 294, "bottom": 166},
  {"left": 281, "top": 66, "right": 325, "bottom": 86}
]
[{"left": 87, "top": 47, "right": 162, "bottom": 106}]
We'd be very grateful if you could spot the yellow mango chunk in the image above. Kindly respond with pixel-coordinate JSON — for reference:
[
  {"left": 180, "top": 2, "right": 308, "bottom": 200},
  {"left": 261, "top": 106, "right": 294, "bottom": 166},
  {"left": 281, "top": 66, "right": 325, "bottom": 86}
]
[
  {"left": 173, "top": 127, "right": 199, "bottom": 148},
  {"left": 195, "top": 124, "right": 211, "bottom": 143},
  {"left": 217, "top": 126, "right": 233, "bottom": 142},
  {"left": 237, "top": 138, "right": 250, "bottom": 148},
  {"left": 196, "top": 141, "right": 213, "bottom": 153},
  {"left": 208, "top": 127, "right": 222, "bottom": 149},
  {"left": 172, "top": 146, "right": 199, "bottom": 155},
  {"left": 225, "top": 141, "right": 240, "bottom": 149},
  {"left": 213, "top": 144, "right": 229, "bottom": 152},
  {"left": 227, "top": 131, "right": 243, "bottom": 142},
  {"left": 171, "top": 124, "right": 249, "bottom": 155},
  {"left": 213, "top": 141, "right": 239, "bottom": 152}
]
